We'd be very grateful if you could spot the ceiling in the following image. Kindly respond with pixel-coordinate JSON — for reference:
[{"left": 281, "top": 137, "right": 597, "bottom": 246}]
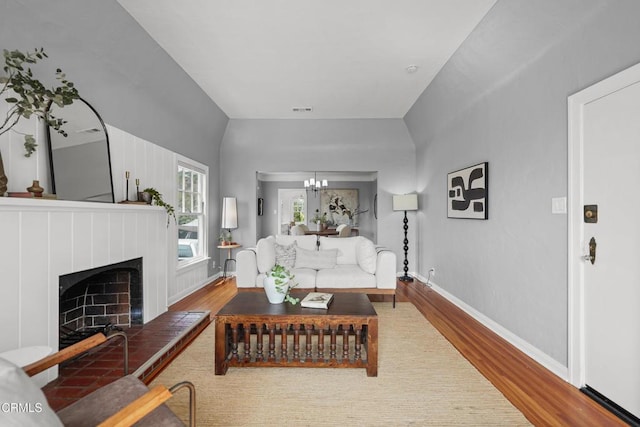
[{"left": 117, "top": 0, "right": 496, "bottom": 119}]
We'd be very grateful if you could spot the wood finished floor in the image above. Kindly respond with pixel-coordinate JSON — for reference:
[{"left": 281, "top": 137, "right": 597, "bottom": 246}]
[{"left": 173, "top": 277, "right": 625, "bottom": 426}]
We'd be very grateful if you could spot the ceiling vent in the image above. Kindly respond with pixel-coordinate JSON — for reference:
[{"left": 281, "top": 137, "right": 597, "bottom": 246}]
[{"left": 292, "top": 107, "right": 313, "bottom": 113}]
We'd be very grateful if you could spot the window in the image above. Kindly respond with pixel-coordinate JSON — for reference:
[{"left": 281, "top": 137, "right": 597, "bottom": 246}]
[
  {"left": 292, "top": 197, "right": 305, "bottom": 224},
  {"left": 177, "top": 161, "right": 207, "bottom": 265}
]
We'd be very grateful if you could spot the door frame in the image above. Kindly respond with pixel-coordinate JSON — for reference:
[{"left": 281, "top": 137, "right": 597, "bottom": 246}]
[
  {"left": 567, "top": 62, "right": 640, "bottom": 387},
  {"left": 277, "top": 188, "right": 307, "bottom": 235}
]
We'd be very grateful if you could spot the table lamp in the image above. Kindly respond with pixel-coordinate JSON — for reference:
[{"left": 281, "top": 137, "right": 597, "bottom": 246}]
[{"left": 221, "top": 197, "right": 238, "bottom": 236}]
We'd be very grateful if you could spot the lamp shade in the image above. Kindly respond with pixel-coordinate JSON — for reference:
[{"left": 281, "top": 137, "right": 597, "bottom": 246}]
[
  {"left": 221, "top": 197, "right": 238, "bottom": 229},
  {"left": 392, "top": 194, "right": 418, "bottom": 211}
]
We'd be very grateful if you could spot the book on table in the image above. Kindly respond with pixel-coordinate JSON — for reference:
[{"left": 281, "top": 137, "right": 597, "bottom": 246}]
[{"left": 301, "top": 292, "right": 334, "bottom": 309}]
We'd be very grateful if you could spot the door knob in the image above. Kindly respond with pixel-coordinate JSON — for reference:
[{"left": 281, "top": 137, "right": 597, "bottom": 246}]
[{"left": 583, "top": 237, "right": 596, "bottom": 265}]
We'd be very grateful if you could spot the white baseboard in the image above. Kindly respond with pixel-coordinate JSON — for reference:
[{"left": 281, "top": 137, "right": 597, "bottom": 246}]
[
  {"left": 411, "top": 273, "right": 569, "bottom": 381},
  {"left": 168, "top": 272, "right": 222, "bottom": 306}
]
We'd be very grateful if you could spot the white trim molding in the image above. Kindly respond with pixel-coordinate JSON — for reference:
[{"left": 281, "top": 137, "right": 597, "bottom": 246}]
[{"left": 413, "top": 273, "right": 568, "bottom": 381}]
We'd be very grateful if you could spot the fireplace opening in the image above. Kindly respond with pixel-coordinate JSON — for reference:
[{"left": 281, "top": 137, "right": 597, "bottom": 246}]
[{"left": 59, "top": 258, "right": 143, "bottom": 349}]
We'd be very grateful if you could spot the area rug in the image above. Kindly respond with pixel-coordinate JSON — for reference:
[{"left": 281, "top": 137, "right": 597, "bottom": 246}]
[{"left": 151, "top": 303, "right": 531, "bottom": 426}]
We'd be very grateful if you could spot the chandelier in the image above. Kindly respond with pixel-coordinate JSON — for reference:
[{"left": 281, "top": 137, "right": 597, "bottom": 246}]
[{"left": 304, "top": 173, "right": 328, "bottom": 194}]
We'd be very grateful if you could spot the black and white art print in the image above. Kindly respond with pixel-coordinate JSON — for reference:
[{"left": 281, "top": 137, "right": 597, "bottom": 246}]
[{"left": 447, "top": 162, "right": 488, "bottom": 219}]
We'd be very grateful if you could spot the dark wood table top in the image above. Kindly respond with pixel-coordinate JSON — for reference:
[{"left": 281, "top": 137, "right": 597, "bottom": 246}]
[
  {"left": 216, "top": 292, "right": 377, "bottom": 317},
  {"left": 304, "top": 229, "right": 338, "bottom": 236}
]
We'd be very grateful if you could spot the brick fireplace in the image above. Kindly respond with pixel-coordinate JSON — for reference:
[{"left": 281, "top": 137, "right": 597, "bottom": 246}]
[{"left": 59, "top": 258, "right": 143, "bottom": 348}]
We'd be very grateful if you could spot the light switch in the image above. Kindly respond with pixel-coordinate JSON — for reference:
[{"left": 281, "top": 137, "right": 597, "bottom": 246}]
[{"left": 552, "top": 197, "right": 567, "bottom": 214}]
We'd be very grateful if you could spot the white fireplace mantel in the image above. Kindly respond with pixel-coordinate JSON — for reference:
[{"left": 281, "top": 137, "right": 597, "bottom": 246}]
[
  {"left": 0, "top": 197, "right": 171, "bottom": 385},
  {"left": 0, "top": 196, "right": 165, "bottom": 212},
  {"left": 0, "top": 121, "right": 212, "bottom": 386}
]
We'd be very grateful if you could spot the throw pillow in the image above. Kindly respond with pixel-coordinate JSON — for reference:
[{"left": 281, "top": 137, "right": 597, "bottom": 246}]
[
  {"left": 319, "top": 236, "right": 358, "bottom": 264},
  {"left": 274, "top": 241, "right": 297, "bottom": 269},
  {"left": 356, "top": 238, "right": 377, "bottom": 274},
  {"left": 256, "top": 237, "right": 276, "bottom": 273},
  {"left": 294, "top": 247, "right": 338, "bottom": 270},
  {"left": 276, "top": 235, "right": 318, "bottom": 251},
  {"left": 0, "top": 357, "right": 63, "bottom": 426}
]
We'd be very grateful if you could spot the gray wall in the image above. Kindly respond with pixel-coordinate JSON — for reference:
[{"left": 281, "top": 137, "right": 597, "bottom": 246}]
[
  {"left": 1, "top": 0, "right": 229, "bottom": 276},
  {"left": 404, "top": 0, "right": 640, "bottom": 365},
  {"left": 258, "top": 179, "right": 377, "bottom": 241},
  {"left": 221, "top": 119, "right": 415, "bottom": 271}
]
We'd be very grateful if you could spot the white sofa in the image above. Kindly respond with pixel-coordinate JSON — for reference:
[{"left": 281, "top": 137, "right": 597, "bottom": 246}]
[{"left": 236, "top": 235, "right": 397, "bottom": 303}]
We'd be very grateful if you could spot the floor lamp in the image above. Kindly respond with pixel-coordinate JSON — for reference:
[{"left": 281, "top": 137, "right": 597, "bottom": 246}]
[{"left": 393, "top": 194, "right": 418, "bottom": 282}]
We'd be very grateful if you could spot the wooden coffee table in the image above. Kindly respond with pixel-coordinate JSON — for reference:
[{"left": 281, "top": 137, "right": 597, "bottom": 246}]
[{"left": 214, "top": 292, "right": 378, "bottom": 376}]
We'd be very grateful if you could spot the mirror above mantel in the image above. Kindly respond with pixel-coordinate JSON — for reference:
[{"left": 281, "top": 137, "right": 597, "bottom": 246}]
[{"left": 46, "top": 98, "right": 115, "bottom": 203}]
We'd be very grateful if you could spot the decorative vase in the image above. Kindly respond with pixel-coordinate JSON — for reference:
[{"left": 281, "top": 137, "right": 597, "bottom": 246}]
[
  {"left": 263, "top": 276, "right": 289, "bottom": 304},
  {"left": 27, "top": 180, "right": 44, "bottom": 198},
  {"left": 140, "top": 191, "right": 152, "bottom": 204},
  {"left": 0, "top": 152, "right": 7, "bottom": 196}
]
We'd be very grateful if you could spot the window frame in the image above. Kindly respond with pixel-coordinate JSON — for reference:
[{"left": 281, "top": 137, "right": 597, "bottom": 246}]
[
  {"left": 176, "top": 156, "right": 209, "bottom": 269},
  {"left": 292, "top": 196, "right": 305, "bottom": 225}
]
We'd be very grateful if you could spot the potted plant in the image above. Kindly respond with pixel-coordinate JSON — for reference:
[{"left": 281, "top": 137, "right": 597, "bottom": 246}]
[
  {"left": 218, "top": 229, "right": 233, "bottom": 245},
  {"left": 141, "top": 187, "right": 175, "bottom": 225},
  {"left": 347, "top": 205, "right": 369, "bottom": 226},
  {"left": 0, "top": 48, "right": 80, "bottom": 157},
  {"left": 311, "top": 209, "right": 328, "bottom": 231},
  {"left": 263, "top": 264, "right": 299, "bottom": 305}
]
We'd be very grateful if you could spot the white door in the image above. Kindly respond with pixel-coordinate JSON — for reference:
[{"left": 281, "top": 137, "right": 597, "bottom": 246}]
[
  {"left": 579, "top": 76, "right": 640, "bottom": 418},
  {"left": 277, "top": 189, "right": 307, "bottom": 235}
]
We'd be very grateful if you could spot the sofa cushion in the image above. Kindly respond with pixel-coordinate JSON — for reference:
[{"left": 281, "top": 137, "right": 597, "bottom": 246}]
[
  {"left": 274, "top": 241, "right": 297, "bottom": 269},
  {"left": 0, "top": 357, "right": 63, "bottom": 426},
  {"left": 294, "top": 247, "right": 338, "bottom": 270},
  {"left": 289, "top": 268, "right": 317, "bottom": 289},
  {"left": 257, "top": 268, "right": 316, "bottom": 289},
  {"left": 275, "top": 235, "right": 318, "bottom": 251},
  {"left": 256, "top": 236, "right": 276, "bottom": 273},
  {"left": 319, "top": 236, "right": 359, "bottom": 265},
  {"left": 356, "top": 237, "right": 377, "bottom": 274},
  {"left": 316, "top": 265, "right": 376, "bottom": 288}
]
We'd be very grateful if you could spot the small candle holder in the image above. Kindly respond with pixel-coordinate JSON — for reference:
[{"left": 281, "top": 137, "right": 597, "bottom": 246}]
[{"left": 125, "top": 171, "right": 130, "bottom": 201}]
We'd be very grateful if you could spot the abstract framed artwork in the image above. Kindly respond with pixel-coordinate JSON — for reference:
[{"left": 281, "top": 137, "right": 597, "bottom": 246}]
[
  {"left": 447, "top": 162, "right": 488, "bottom": 219},
  {"left": 320, "top": 188, "right": 358, "bottom": 225}
]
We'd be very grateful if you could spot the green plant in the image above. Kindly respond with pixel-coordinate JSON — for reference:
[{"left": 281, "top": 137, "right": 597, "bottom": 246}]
[
  {"left": 143, "top": 187, "right": 176, "bottom": 226},
  {"left": 267, "top": 264, "right": 299, "bottom": 305},
  {"left": 347, "top": 205, "right": 369, "bottom": 220},
  {"left": 311, "top": 209, "right": 328, "bottom": 224},
  {"left": 218, "top": 229, "right": 232, "bottom": 243},
  {"left": 293, "top": 210, "right": 304, "bottom": 223},
  {"left": 0, "top": 48, "right": 80, "bottom": 157}
]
